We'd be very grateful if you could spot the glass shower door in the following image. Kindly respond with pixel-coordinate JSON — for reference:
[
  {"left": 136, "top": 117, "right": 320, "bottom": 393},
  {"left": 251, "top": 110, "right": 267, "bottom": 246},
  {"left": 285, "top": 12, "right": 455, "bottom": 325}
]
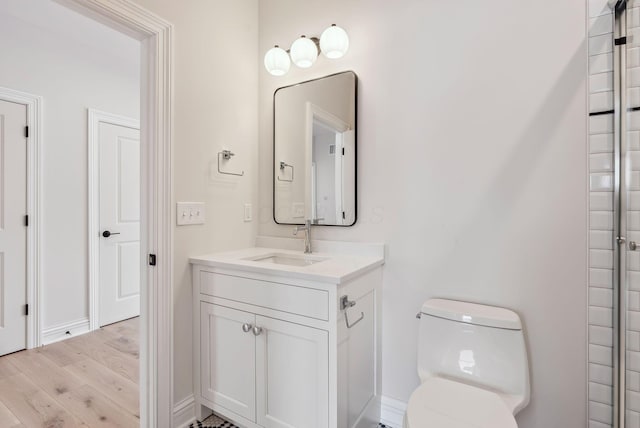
[{"left": 619, "top": 1, "right": 640, "bottom": 426}]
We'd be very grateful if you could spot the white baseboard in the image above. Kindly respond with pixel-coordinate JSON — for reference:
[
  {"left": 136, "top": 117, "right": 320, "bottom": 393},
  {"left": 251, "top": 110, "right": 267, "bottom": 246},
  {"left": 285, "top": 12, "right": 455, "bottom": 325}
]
[
  {"left": 173, "top": 394, "right": 196, "bottom": 428},
  {"left": 41, "top": 318, "right": 90, "bottom": 345},
  {"left": 380, "top": 396, "right": 407, "bottom": 428}
]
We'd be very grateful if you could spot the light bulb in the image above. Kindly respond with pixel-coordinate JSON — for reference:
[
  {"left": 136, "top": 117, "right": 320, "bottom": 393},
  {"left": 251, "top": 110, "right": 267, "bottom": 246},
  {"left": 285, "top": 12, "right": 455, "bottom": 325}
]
[
  {"left": 320, "top": 24, "right": 349, "bottom": 59},
  {"left": 290, "top": 36, "right": 318, "bottom": 68},
  {"left": 264, "top": 45, "right": 291, "bottom": 76}
]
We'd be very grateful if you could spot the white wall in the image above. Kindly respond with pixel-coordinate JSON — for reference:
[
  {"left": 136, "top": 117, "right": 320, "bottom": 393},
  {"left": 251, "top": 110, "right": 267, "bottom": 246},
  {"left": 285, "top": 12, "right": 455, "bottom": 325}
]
[
  {"left": 258, "top": 1, "right": 588, "bottom": 427},
  {"left": 0, "top": 0, "right": 140, "bottom": 331},
  {"left": 129, "top": 0, "right": 259, "bottom": 406}
]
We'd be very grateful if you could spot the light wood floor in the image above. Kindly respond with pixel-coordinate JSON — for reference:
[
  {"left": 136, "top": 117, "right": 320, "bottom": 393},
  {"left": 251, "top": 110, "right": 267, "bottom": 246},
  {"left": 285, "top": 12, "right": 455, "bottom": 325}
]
[{"left": 0, "top": 317, "right": 140, "bottom": 427}]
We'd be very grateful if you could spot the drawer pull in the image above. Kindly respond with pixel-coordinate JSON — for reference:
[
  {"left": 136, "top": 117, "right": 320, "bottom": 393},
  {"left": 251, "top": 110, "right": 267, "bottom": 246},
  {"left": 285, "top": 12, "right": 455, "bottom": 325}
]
[
  {"left": 340, "top": 295, "right": 364, "bottom": 329},
  {"left": 242, "top": 323, "right": 253, "bottom": 333}
]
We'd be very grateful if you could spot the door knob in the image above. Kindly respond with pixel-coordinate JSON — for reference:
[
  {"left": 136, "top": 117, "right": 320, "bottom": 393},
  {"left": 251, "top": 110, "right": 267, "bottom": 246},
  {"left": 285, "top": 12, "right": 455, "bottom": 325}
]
[
  {"left": 102, "top": 230, "right": 121, "bottom": 238},
  {"left": 242, "top": 323, "right": 252, "bottom": 333},
  {"left": 631, "top": 241, "right": 638, "bottom": 251},
  {"left": 252, "top": 326, "right": 263, "bottom": 336}
]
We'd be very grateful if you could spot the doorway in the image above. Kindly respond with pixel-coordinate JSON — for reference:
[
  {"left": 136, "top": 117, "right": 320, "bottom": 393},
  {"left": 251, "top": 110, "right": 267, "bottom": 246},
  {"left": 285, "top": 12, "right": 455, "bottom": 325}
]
[
  {"left": 60, "top": 1, "right": 175, "bottom": 424},
  {"left": 0, "top": 0, "right": 174, "bottom": 425}
]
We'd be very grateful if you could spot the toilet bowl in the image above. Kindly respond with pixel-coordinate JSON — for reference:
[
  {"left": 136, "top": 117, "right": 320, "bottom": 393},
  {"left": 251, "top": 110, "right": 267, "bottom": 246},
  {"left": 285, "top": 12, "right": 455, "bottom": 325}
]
[{"left": 405, "top": 299, "right": 530, "bottom": 427}]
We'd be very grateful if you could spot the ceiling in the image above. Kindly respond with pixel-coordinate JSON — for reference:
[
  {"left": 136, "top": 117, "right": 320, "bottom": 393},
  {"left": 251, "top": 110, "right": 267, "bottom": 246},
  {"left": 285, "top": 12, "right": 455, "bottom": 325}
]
[{"left": 0, "top": 0, "right": 140, "bottom": 63}]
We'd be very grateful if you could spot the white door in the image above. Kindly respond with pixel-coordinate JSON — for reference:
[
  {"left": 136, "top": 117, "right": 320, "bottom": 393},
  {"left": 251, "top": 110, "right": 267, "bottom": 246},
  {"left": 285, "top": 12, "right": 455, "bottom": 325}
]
[
  {"left": 0, "top": 100, "right": 27, "bottom": 356},
  {"left": 99, "top": 121, "right": 140, "bottom": 326},
  {"left": 256, "top": 316, "right": 329, "bottom": 428},
  {"left": 201, "top": 303, "right": 256, "bottom": 421}
]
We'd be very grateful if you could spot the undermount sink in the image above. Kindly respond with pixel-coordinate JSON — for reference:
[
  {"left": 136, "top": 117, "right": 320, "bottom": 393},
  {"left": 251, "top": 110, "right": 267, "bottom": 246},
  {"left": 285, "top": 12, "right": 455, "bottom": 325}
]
[{"left": 246, "top": 253, "right": 328, "bottom": 267}]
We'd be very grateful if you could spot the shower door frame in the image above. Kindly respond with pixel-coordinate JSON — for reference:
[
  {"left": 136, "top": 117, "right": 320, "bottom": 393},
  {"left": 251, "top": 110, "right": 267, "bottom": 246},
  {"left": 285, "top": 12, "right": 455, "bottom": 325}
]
[{"left": 614, "top": 1, "right": 628, "bottom": 427}]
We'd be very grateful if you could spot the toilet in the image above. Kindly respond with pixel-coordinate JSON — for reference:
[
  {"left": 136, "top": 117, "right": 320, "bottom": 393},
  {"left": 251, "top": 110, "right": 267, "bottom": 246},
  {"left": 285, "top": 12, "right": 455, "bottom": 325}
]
[{"left": 404, "top": 299, "right": 530, "bottom": 428}]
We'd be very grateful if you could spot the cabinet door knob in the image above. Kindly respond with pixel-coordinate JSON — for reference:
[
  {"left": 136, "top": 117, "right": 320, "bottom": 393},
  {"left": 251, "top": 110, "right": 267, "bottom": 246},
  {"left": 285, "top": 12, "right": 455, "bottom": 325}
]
[
  {"left": 242, "top": 323, "right": 252, "bottom": 333},
  {"left": 252, "top": 326, "right": 263, "bottom": 336}
]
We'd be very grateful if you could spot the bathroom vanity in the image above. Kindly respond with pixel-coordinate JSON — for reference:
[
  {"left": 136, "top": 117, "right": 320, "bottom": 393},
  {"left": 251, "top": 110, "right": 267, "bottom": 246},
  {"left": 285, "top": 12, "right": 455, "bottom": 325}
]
[{"left": 190, "top": 241, "right": 383, "bottom": 428}]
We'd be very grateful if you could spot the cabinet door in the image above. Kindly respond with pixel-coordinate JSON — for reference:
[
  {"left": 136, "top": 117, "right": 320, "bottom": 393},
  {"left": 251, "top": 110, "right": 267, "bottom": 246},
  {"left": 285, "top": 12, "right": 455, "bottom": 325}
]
[
  {"left": 255, "top": 316, "right": 329, "bottom": 428},
  {"left": 200, "top": 302, "right": 256, "bottom": 421}
]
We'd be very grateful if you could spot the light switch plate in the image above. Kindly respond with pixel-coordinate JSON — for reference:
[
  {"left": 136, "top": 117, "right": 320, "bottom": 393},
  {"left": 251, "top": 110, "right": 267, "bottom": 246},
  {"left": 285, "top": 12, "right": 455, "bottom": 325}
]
[{"left": 176, "top": 202, "right": 205, "bottom": 225}]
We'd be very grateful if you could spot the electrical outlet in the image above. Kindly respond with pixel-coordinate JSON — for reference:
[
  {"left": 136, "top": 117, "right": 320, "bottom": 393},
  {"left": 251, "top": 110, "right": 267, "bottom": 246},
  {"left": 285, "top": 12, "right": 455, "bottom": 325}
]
[
  {"left": 244, "top": 203, "right": 252, "bottom": 222},
  {"left": 176, "top": 202, "right": 206, "bottom": 225}
]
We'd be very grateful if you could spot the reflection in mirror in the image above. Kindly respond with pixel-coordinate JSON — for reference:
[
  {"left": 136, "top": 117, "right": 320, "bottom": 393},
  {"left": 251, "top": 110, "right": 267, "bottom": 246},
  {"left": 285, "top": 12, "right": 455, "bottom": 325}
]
[{"left": 274, "top": 71, "right": 357, "bottom": 226}]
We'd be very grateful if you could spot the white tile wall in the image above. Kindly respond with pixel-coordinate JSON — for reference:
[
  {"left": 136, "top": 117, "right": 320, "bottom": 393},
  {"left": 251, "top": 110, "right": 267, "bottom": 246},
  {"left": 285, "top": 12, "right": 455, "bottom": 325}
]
[
  {"left": 592, "top": 267, "right": 615, "bottom": 287},
  {"left": 591, "top": 53, "right": 615, "bottom": 74},
  {"left": 593, "top": 400, "right": 615, "bottom": 425},
  {"left": 591, "top": 0, "right": 615, "bottom": 17},
  {"left": 592, "top": 192, "right": 615, "bottom": 210},
  {"left": 590, "top": 1, "right": 640, "bottom": 425},
  {"left": 589, "top": 3, "right": 615, "bottom": 427}
]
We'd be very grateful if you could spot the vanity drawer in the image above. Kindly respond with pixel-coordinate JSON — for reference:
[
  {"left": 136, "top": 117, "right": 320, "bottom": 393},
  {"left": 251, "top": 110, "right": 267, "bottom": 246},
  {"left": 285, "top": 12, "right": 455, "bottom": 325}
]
[{"left": 199, "top": 271, "right": 329, "bottom": 321}]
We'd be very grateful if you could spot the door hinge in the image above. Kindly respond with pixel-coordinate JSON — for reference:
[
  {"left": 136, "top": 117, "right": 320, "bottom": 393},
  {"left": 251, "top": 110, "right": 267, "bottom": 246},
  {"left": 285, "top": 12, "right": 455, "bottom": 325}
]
[
  {"left": 149, "top": 254, "right": 156, "bottom": 266},
  {"left": 24, "top": 304, "right": 28, "bottom": 316},
  {"left": 24, "top": 215, "right": 28, "bottom": 227},
  {"left": 24, "top": 126, "right": 29, "bottom": 138}
]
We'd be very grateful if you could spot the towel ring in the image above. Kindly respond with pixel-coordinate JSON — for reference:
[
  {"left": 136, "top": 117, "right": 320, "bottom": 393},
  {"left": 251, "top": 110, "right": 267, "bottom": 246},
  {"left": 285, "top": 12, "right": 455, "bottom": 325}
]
[
  {"left": 340, "top": 295, "right": 364, "bottom": 329},
  {"left": 218, "top": 150, "right": 244, "bottom": 176}
]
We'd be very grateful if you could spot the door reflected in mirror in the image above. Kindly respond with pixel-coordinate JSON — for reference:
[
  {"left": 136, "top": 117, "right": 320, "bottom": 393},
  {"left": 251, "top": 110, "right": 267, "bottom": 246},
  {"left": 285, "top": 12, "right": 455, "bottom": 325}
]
[{"left": 273, "top": 71, "right": 357, "bottom": 226}]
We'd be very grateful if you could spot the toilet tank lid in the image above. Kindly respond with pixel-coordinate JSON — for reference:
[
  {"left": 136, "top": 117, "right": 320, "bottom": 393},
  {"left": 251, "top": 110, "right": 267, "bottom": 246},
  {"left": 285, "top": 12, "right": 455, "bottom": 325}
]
[{"left": 421, "top": 299, "right": 522, "bottom": 330}]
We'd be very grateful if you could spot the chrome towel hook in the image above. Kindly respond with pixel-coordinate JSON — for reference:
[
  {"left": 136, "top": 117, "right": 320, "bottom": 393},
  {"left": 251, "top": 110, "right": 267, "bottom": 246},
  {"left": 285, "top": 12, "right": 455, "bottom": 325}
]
[
  {"left": 218, "top": 150, "right": 244, "bottom": 176},
  {"left": 340, "top": 295, "right": 364, "bottom": 329}
]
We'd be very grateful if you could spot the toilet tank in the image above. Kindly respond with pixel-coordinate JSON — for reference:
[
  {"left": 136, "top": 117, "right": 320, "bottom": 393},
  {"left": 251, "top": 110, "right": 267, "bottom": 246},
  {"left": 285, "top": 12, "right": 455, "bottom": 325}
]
[{"left": 417, "top": 299, "right": 530, "bottom": 414}]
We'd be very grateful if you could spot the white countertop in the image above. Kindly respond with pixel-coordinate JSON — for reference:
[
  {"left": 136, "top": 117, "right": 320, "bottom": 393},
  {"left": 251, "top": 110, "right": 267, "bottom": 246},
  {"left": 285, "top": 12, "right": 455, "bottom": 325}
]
[{"left": 189, "top": 245, "right": 384, "bottom": 284}]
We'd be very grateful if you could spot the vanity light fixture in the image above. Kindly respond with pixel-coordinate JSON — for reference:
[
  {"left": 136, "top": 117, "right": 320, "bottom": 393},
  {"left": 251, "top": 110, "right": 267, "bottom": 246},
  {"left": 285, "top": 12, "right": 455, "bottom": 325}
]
[
  {"left": 264, "top": 24, "right": 349, "bottom": 76},
  {"left": 320, "top": 24, "right": 349, "bottom": 59},
  {"left": 290, "top": 36, "right": 318, "bottom": 68},
  {"left": 264, "top": 45, "right": 291, "bottom": 76}
]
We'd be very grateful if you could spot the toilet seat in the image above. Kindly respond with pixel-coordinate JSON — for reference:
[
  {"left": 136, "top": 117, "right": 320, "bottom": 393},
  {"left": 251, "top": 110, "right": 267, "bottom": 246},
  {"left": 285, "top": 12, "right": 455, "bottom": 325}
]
[{"left": 404, "top": 377, "right": 517, "bottom": 428}]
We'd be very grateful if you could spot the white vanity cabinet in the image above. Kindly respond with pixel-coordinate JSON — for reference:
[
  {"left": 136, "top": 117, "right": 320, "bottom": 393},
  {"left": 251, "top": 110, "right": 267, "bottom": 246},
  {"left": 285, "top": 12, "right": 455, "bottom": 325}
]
[
  {"left": 191, "top": 247, "right": 383, "bottom": 428},
  {"left": 199, "top": 301, "right": 329, "bottom": 428}
]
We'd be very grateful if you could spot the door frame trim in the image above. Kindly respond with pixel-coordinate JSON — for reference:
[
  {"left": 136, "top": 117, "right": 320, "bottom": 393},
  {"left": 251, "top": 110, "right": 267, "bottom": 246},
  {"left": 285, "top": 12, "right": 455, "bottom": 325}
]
[
  {"left": 55, "top": 0, "right": 175, "bottom": 426},
  {"left": 0, "top": 86, "right": 43, "bottom": 350},
  {"left": 87, "top": 108, "right": 140, "bottom": 331}
]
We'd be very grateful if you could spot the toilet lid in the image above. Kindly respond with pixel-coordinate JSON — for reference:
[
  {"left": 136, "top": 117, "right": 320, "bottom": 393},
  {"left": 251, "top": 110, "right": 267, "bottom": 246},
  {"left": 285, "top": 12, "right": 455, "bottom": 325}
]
[{"left": 405, "top": 377, "right": 517, "bottom": 428}]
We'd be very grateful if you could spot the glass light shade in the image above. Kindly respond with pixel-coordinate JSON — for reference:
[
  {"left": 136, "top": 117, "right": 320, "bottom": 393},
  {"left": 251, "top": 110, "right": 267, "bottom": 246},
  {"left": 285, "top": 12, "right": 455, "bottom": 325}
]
[
  {"left": 290, "top": 36, "right": 318, "bottom": 68},
  {"left": 320, "top": 24, "right": 349, "bottom": 59},
  {"left": 264, "top": 45, "right": 291, "bottom": 76}
]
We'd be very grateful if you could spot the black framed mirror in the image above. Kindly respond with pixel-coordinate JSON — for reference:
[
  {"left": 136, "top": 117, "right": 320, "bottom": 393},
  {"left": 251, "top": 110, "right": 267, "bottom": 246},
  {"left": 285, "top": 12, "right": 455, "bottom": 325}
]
[{"left": 273, "top": 71, "right": 357, "bottom": 226}]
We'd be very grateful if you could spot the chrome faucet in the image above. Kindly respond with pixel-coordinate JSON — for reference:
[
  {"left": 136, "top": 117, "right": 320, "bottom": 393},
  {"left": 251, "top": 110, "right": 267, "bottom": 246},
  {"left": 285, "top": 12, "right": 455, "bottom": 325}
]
[{"left": 293, "top": 220, "right": 312, "bottom": 254}]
